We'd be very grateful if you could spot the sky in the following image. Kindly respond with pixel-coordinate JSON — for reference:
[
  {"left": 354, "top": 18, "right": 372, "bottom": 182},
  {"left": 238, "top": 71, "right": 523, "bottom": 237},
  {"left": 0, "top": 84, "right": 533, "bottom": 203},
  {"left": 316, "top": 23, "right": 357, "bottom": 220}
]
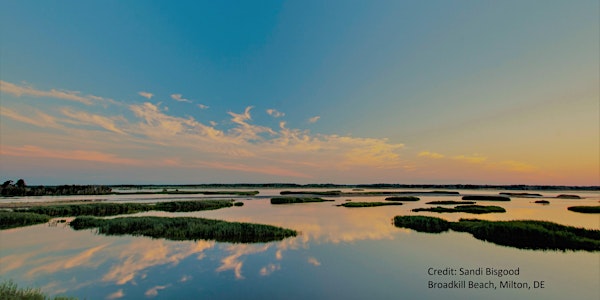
[{"left": 1, "top": 1, "right": 598, "bottom": 185}]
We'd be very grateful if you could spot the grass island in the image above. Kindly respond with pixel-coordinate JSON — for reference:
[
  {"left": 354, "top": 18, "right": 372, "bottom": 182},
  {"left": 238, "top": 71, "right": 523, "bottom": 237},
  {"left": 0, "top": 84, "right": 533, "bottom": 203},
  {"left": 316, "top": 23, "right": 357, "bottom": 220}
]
[{"left": 393, "top": 216, "right": 600, "bottom": 251}]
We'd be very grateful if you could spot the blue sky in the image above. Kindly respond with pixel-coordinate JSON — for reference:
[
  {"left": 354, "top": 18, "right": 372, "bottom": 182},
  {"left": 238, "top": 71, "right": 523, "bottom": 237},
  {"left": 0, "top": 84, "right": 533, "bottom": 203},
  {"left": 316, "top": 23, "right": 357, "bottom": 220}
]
[{"left": 1, "top": 1, "right": 598, "bottom": 185}]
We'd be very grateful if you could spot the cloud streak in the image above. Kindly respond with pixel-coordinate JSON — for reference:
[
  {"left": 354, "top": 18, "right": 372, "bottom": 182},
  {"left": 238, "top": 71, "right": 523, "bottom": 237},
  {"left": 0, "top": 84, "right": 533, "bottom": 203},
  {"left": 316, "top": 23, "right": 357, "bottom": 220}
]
[
  {"left": 308, "top": 116, "right": 320, "bottom": 123},
  {"left": 171, "top": 94, "right": 192, "bottom": 103},
  {"left": 1, "top": 81, "right": 104, "bottom": 105},
  {"left": 0, "top": 80, "right": 548, "bottom": 183},
  {"left": 138, "top": 91, "right": 154, "bottom": 99},
  {"left": 266, "top": 109, "right": 285, "bottom": 118}
]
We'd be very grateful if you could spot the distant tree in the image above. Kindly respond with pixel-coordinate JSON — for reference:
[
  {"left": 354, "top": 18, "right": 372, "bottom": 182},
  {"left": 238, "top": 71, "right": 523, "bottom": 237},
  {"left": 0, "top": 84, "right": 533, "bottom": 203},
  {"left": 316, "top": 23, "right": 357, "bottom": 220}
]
[
  {"left": 16, "top": 179, "right": 26, "bottom": 188},
  {"left": 2, "top": 180, "right": 13, "bottom": 188}
]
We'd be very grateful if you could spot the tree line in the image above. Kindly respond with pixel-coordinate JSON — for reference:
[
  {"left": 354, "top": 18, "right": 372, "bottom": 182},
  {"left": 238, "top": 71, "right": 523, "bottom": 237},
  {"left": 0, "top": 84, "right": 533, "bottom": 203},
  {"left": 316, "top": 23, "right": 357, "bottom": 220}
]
[{"left": 1, "top": 179, "right": 112, "bottom": 197}]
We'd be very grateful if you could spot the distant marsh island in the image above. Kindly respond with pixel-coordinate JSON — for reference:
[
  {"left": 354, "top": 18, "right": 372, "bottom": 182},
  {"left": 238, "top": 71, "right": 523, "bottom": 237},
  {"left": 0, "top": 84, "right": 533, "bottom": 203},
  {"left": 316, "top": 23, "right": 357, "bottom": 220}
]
[
  {"left": 567, "top": 206, "right": 600, "bottom": 214},
  {"left": 338, "top": 202, "right": 403, "bottom": 207},
  {"left": 499, "top": 192, "right": 542, "bottom": 197},
  {"left": 412, "top": 205, "right": 506, "bottom": 214},
  {"left": 14, "top": 200, "right": 235, "bottom": 217},
  {"left": 556, "top": 194, "right": 582, "bottom": 199},
  {"left": 393, "top": 216, "right": 600, "bottom": 251},
  {"left": 462, "top": 195, "right": 511, "bottom": 201},
  {"left": 270, "top": 197, "right": 334, "bottom": 204},
  {"left": 534, "top": 200, "right": 550, "bottom": 204},
  {"left": 1, "top": 200, "right": 238, "bottom": 230},
  {"left": 426, "top": 200, "right": 477, "bottom": 205},
  {"left": 70, "top": 216, "right": 297, "bottom": 243},
  {"left": 280, "top": 190, "right": 458, "bottom": 197},
  {"left": 384, "top": 196, "right": 420, "bottom": 201}
]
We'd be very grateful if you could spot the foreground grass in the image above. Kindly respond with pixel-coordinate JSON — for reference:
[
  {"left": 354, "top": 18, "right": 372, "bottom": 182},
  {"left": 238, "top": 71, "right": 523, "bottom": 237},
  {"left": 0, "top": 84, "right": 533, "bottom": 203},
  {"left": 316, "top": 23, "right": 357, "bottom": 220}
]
[
  {"left": 412, "top": 205, "right": 506, "bottom": 214},
  {"left": 70, "top": 216, "right": 297, "bottom": 243},
  {"left": 15, "top": 200, "right": 234, "bottom": 217},
  {"left": 270, "top": 197, "right": 334, "bottom": 204},
  {"left": 0, "top": 279, "right": 76, "bottom": 300},
  {"left": 0, "top": 211, "right": 51, "bottom": 230},
  {"left": 567, "top": 206, "right": 600, "bottom": 214},
  {"left": 338, "top": 202, "right": 403, "bottom": 207},
  {"left": 393, "top": 216, "right": 600, "bottom": 251},
  {"left": 425, "top": 200, "right": 476, "bottom": 205}
]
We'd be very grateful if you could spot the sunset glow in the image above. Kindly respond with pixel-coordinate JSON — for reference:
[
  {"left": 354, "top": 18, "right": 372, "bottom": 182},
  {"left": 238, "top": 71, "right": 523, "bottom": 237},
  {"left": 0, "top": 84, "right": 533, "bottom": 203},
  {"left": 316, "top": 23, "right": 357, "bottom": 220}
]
[{"left": 1, "top": 1, "right": 598, "bottom": 185}]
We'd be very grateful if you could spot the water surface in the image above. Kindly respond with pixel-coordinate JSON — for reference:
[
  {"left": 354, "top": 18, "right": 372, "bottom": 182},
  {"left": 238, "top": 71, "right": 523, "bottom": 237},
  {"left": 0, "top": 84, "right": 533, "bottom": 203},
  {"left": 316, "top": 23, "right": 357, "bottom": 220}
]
[{"left": 1, "top": 188, "right": 598, "bottom": 299}]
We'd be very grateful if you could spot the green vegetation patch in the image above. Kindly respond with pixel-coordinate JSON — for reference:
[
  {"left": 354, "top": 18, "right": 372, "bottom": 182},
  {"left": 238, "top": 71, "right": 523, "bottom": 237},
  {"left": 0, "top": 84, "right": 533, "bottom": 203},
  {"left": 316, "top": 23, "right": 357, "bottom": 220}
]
[
  {"left": 234, "top": 202, "right": 244, "bottom": 207},
  {"left": 499, "top": 192, "right": 542, "bottom": 197},
  {"left": 0, "top": 211, "right": 51, "bottom": 230},
  {"left": 385, "top": 196, "right": 420, "bottom": 201},
  {"left": 556, "top": 194, "right": 582, "bottom": 199},
  {"left": 393, "top": 216, "right": 600, "bottom": 251},
  {"left": 70, "top": 216, "right": 297, "bottom": 243},
  {"left": 393, "top": 215, "right": 450, "bottom": 233},
  {"left": 412, "top": 205, "right": 506, "bottom": 214},
  {"left": 338, "top": 202, "right": 403, "bottom": 207},
  {"left": 153, "top": 200, "right": 233, "bottom": 212},
  {"left": 462, "top": 195, "right": 510, "bottom": 201},
  {"left": 280, "top": 190, "right": 342, "bottom": 196},
  {"left": 567, "top": 206, "right": 600, "bottom": 214},
  {"left": 270, "top": 197, "right": 333, "bottom": 204},
  {"left": 115, "top": 190, "right": 259, "bottom": 196},
  {"left": 15, "top": 200, "right": 234, "bottom": 217},
  {"left": 0, "top": 279, "right": 76, "bottom": 300},
  {"left": 426, "top": 200, "right": 476, "bottom": 205}
]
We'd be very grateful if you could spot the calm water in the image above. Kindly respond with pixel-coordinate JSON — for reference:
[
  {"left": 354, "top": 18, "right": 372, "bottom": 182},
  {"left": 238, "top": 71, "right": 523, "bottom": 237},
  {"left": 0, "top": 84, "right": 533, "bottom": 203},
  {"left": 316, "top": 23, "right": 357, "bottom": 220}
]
[{"left": 1, "top": 189, "right": 598, "bottom": 300}]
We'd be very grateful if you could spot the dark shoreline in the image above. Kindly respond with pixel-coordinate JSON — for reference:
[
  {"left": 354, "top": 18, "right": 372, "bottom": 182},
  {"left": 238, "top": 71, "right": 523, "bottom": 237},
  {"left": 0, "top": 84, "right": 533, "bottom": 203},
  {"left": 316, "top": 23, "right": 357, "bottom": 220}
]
[{"left": 110, "top": 183, "right": 599, "bottom": 191}]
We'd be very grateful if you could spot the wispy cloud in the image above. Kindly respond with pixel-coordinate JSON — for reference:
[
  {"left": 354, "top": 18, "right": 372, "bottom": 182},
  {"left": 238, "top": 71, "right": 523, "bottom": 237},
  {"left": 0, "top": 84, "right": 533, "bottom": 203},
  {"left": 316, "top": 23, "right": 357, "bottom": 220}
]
[
  {"left": 197, "top": 104, "right": 209, "bottom": 109},
  {"left": 61, "top": 108, "right": 126, "bottom": 134},
  {"left": 171, "top": 93, "right": 192, "bottom": 103},
  {"left": 266, "top": 109, "right": 285, "bottom": 118},
  {"left": 145, "top": 285, "right": 171, "bottom": 297},
  {"left": 1, "top": 81, "right": 100, "bottom": 105},
  {"left": 307, "top": 257, "right": 321, "bottom": 266},
  {"left": 2, "top": 80, "right": 543, "bottom": 183},
  {"left": 138, "top": 91, "right": 154, "bottom": 99},
  {"left": 259, "top": 263, "right": 280, "bottom": 276},
  {"left": 0, "top": 106, "right": 61, "bottom": 128},
  {"left": 106, "top": 289, "right": 124, "bottom": 300},
  {"left": 1, "top": 145, "right": 141, "bottom": 165},
  {"left": 308, "top": 116, "right": 320, "bottom": 123},
  {"left": 452, "top": 154, "right": 487, "bottom": 164},
  {"left": 418, "top": 151, "right": 444, "bottom": 159}
]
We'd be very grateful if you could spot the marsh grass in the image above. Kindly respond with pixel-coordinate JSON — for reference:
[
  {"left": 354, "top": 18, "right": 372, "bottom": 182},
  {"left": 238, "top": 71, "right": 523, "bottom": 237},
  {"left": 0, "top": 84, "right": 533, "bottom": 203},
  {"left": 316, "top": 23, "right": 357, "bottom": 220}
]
[
  {"left": 114, "top": 190, "right": 259, "bottom": 196},
  {"left": 338, "top": 202, "right": 403, "bottom": 207},
  {"left": 393, "top": 216, "right": 600, "bottom": 251},
  {"left": 412, "top": 205, "right": 506, "bottom": 214},
  {"left": 0, "top": 279, "right": 76, "bottom": 300},
  {"left": 425, "top": 200, "right": 476, "bottom": 205},
  {"left": 462, "top": 195, "right": 510, "bottom": 201},
  {"left": 0, "top": 211, "right": 51, "bottom": 230},
  {"left": 70, "top": 216, "right": 297, "bottom": 243},
  {"left": 384, "top": 196, "right": 420, "bottom": 201},
  {"left": 567, "top": 206, "right": 600, "bottom": 214},
  {"left": 280, "top": 190, "right": 342, "bottom": 196},
  {"left": 556, "top": 194, "right": 582, "bottom": 199},
  {"left": 15, "top": 200, "right": 234, "bottom": 217},
  {"left": 270, "top": 197, "right": 333, "bottom": 204}
]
